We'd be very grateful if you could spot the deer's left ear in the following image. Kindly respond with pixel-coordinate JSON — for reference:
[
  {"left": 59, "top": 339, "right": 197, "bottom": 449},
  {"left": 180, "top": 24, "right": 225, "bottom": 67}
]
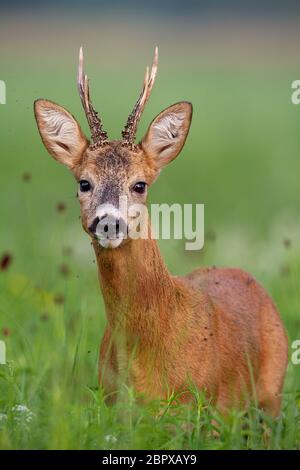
[
  {"left": 141, "top": 101, "right": 192, "bottom": 167},
  {"left": 34, "top": 99, "right": 89, "bottom": 169}
]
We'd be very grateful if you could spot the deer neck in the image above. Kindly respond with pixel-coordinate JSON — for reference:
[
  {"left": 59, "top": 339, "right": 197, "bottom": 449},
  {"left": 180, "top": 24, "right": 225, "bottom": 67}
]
[{"left": 93, "top": 230, "right": 175, "bottom": 339}]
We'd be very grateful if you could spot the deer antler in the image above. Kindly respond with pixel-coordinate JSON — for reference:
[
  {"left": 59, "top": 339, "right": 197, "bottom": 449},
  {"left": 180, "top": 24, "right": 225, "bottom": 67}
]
[
  {"left": 122, "top": 47, "right": 158, "bottom": 147},
  {"left": 77, "top": 47, "right": 108, "bottom": 148}
]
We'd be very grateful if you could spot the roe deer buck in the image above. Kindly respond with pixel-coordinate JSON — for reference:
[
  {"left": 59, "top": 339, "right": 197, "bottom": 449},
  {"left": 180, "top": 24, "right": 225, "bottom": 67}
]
[{"left": 34, "top": 47, "right": 288, "bottom": 415}]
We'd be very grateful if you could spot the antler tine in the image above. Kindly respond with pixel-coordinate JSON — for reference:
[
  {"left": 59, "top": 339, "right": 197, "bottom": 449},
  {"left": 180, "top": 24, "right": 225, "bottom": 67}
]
[
  {"left": 77, "top": 47, "right": 108, "bottom": 148},
  {"left": 122, "top": 46, "right": 158, "bottom": 147}
]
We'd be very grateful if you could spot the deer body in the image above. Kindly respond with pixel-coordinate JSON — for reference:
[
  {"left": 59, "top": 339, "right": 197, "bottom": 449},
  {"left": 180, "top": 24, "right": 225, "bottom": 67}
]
[
  {"left": 96, "top": 231, "right": 287, "bottom": 415},
  {"left": 34, "top": 48, "right": 288, "bottom": 415}
]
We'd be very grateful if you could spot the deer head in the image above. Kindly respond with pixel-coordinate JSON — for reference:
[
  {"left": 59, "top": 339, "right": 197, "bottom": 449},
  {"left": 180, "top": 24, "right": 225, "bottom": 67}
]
[{"left": 34, "top": 48, "right": 192, "bottom": 249}]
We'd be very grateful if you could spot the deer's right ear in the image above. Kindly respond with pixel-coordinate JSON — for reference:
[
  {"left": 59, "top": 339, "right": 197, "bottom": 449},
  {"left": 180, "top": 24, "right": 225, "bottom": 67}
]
[{"left": 34, "top": 99, "right": 88, "bottom": 168}]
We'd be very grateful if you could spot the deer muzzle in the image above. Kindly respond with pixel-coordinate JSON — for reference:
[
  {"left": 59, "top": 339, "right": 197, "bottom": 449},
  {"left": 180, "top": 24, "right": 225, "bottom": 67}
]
[{"left": 89, "top": 205, "right": 128, "bottom": 249}]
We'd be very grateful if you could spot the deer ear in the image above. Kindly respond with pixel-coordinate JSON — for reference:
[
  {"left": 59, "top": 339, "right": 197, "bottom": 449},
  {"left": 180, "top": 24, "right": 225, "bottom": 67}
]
[
  {"left": 141, "top": 101, "right": 192, "bottom": 167},
  {"left": 34, "top": 99, "right": 88, "bottom": 168}
]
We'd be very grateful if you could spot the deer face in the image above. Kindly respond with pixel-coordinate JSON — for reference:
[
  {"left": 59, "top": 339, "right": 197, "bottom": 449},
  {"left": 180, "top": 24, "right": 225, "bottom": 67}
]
[
  {"left": 72, "top": 141, "right": 157, "bottom": 248},
  {"left": 34, "top": 49, "right": 192, "bottom": 249}
]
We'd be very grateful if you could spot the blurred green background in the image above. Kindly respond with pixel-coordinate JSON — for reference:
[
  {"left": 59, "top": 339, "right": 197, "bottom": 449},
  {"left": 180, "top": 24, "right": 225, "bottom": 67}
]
[{"left": 0, "top": 2, "right": 300, "bottom": 449}]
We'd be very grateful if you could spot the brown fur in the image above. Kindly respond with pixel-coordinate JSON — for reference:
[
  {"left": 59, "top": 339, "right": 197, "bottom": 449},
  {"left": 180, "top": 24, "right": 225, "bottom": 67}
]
[
  {"left": 97, "top": 234, "right": 288, "bottom": 415},
  {"left": 34, "top": 93, "right": 288, "bottom": 416}
]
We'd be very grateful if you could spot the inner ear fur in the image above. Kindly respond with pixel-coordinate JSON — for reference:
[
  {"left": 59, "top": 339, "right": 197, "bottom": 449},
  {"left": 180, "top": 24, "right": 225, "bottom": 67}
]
[
  {"left": 34, "top": 99, "right": 88, "bottom": 168},
  {"left": 141, "top": 101, "right": 192, "bottom": 167}
]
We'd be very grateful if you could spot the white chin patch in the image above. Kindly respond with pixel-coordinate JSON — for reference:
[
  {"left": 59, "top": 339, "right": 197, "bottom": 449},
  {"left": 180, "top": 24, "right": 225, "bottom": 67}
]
[{"left": 97, "top": 234, "right": 124, "bottom": 249}]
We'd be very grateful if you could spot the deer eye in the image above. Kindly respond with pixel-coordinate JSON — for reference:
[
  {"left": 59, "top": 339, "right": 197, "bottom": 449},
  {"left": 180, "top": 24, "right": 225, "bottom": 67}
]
[
  {"left": 132, "top": 182, "right": 147, "bottom": 194},
  {"left": 79, "top": 180, "right": 91, "bottom": 192}
]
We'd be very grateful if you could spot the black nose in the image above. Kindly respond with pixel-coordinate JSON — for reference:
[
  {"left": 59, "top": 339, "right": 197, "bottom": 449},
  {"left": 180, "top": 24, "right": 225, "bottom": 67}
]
[
  {"left": 89, "top": 214, "right": 127, "bottom": 239},
  {"left": 103, "top": 219, "right": 120, "bottom": 235}
]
